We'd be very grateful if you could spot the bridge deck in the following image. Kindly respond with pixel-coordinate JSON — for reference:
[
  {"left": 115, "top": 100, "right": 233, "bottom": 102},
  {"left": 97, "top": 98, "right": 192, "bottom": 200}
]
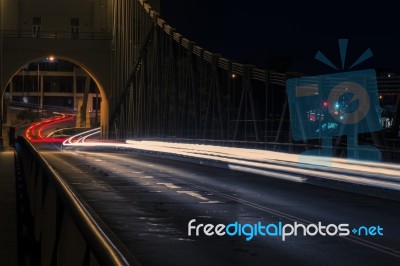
[
  {"left": 37, "top": 146, "right": 400, "bottom": 266},
  {"left": 64, "top": 140, "right": 400, "bottom": 201}
]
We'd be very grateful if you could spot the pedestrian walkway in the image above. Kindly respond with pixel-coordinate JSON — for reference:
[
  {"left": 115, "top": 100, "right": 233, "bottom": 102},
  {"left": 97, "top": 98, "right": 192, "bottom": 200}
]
[{"left": 0, "top": 150, "right": 18, "bottom": 265}]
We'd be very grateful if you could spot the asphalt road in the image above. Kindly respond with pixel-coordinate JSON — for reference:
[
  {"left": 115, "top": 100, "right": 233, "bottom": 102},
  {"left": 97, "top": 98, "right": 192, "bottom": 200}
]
[{"left": 36, "top": 143, "right": 400, "bottom": 266}]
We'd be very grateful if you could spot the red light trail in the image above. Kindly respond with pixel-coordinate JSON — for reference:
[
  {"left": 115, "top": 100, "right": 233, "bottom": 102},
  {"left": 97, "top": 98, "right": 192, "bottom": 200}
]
[{"left": 25, "top": 114, "right": 75, "bottom": 143}]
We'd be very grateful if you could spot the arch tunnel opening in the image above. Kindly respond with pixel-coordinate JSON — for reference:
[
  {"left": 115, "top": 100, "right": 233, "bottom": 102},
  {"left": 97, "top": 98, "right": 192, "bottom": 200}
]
[{"left": 1, "top": 56, "right": 109, "bottom": 145}]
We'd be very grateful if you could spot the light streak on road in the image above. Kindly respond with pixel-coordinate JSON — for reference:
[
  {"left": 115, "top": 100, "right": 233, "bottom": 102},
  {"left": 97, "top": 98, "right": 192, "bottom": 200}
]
[
  {"left": 63, "top": 127, "right": 101, "bottom": 145},
  {"left": 61, "top": 129, "right": 400, "bottom": 193},
  {"left": 25, "top": 114, "right": 75, "bottom": 143}
]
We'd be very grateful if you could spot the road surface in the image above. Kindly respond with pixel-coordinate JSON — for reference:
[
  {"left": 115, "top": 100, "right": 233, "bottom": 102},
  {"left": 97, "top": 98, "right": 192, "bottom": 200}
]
[{"left": 36, "top": 143, "right": 400, "bottom": 266}]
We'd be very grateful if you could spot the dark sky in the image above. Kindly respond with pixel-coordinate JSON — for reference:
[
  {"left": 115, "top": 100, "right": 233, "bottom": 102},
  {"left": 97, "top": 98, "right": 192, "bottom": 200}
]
[{"left": 160, "top": 0, "right": 400, "bottom": 75}]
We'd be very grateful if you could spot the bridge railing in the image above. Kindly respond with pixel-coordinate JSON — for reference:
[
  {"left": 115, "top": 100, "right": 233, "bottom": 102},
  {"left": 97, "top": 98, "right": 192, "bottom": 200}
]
[
  {"left": 2, "top": 30, "right": 112, "bottom": 40},
  {"left": 15, "top": 136, "right": 139, "bottom": 266},
  {"left": 108, "top": 0, "right": 400, "bottom": 153}
]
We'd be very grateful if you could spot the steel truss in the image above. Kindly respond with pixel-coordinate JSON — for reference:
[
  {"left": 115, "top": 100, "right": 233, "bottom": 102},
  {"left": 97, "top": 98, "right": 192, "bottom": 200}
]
[{"left": 110, "top": 0, "right": 288, "bottom": 144}]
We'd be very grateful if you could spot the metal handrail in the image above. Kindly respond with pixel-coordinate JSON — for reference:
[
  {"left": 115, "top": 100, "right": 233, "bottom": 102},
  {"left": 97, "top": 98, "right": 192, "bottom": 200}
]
[{"left": 15, "top": 136, "right": 139, "bottom": 265}]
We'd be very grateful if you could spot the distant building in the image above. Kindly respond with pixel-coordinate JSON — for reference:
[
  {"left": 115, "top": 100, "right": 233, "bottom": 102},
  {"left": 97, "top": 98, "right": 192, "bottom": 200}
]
[
  {"left": 2, "top": 0, "right": 113, "bottom": 34},
  {"left": 4, "top": 60, "right": 101, "bottom": 112}
]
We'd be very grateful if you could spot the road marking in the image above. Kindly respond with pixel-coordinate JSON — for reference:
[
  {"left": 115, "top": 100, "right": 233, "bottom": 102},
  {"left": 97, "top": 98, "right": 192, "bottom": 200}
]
[
  {"left": 56, "top": 150, "right": 400, "bottom": 258},
  {"left": 199, "top": 201, "right": 224, "bottom": 204},
  {"left": 141, "top": 176, "right": 153, "bottom": 179},
  {"left": 229, "top": 164, "right": 305, "bottom": 183},
  {"left": 157, "top": 182, "right": 181, "bottom": 189},
  {"left": 170, "top": 177, "right": 400, "bottom": 258},
  {"left": 177, "top": 191, "right": 209, "bottom": 201}
]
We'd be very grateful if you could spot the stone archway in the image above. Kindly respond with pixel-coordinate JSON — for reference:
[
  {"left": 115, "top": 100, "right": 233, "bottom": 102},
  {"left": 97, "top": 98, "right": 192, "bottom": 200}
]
[{"left": 1, "top": 37, "right": 112, "bottom": 137}]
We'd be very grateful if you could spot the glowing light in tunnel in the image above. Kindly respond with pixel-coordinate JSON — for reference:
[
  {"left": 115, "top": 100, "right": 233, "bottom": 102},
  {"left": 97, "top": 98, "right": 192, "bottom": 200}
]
[{"left": 25, "top": 114, "right": 75, "bottom": 143}]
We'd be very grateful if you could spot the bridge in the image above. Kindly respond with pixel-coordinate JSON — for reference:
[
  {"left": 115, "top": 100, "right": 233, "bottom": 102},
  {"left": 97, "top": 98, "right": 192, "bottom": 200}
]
[{"left": 1, "top": 0, "right": 400, "bottom": 265}]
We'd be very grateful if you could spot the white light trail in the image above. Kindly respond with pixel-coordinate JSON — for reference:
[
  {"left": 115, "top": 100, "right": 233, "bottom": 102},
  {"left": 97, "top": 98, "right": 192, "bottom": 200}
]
[{"left": 60, "top": 129, "right": 400, "bottom": 191}]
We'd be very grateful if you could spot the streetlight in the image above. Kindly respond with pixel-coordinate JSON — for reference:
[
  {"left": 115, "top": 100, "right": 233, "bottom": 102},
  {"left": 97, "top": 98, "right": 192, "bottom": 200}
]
[
  {"left": 37, "top": 61, "right": 40, "bottom": 119},
  {"left": 37, "top": 56, "right": 55, "bottom": 119}
]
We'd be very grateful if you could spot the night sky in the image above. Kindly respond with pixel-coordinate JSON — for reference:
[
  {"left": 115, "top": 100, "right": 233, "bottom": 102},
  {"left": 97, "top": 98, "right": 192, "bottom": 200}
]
[{"left": 160, "top": 0, "right": 400, "bottom": 75}]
